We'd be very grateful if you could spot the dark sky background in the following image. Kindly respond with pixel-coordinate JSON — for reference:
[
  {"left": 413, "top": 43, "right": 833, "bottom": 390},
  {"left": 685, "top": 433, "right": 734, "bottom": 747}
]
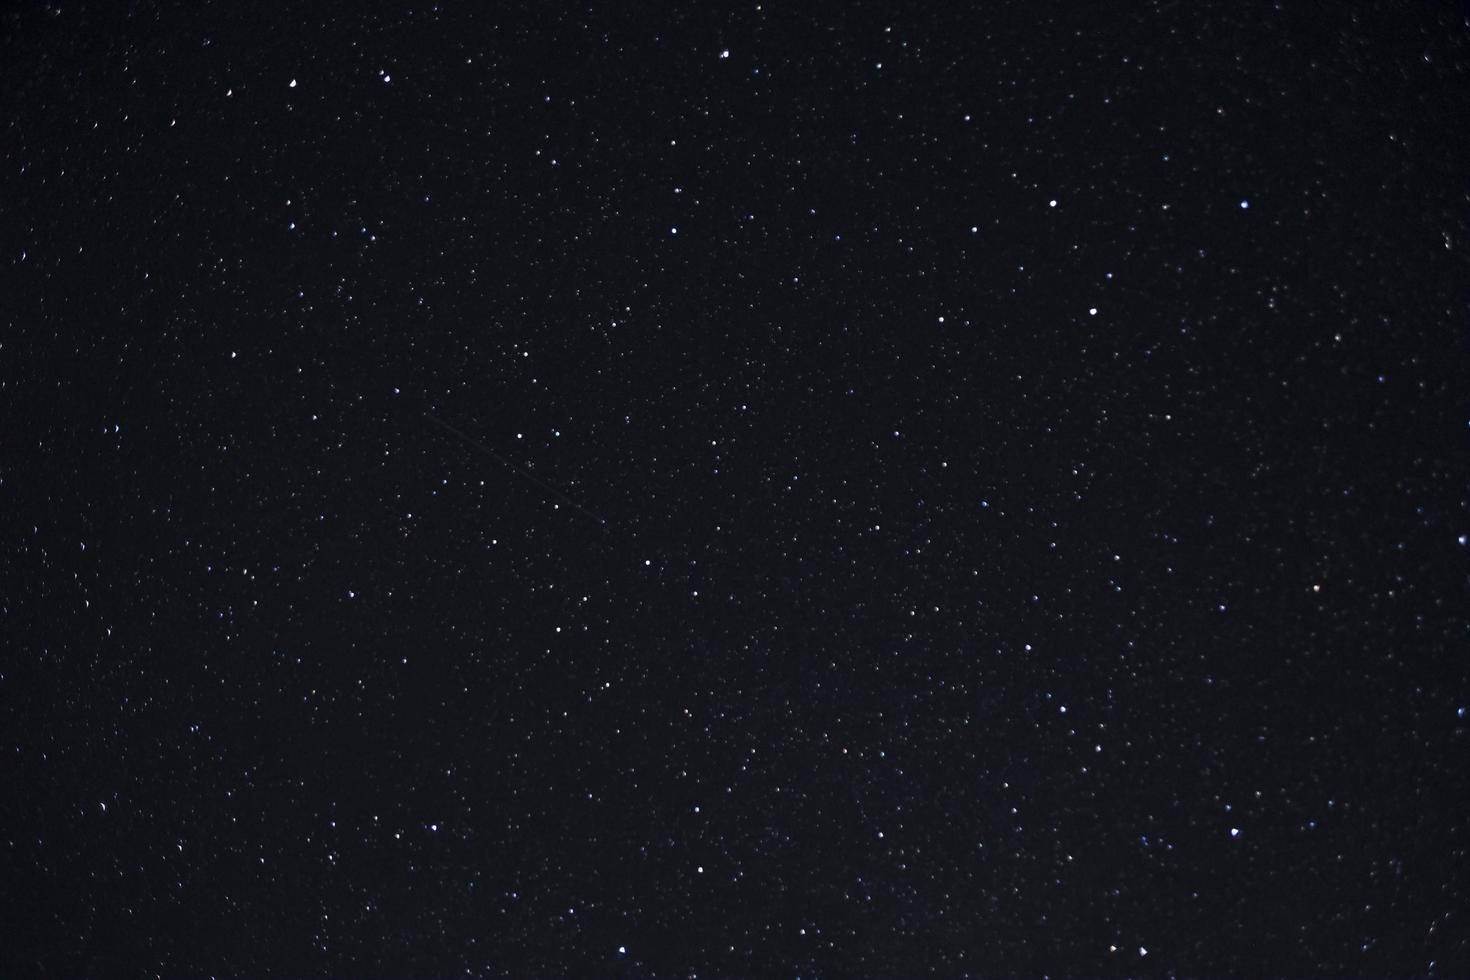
[{"left": 3, "top": 1, "right": 1468, "bottom": 975}]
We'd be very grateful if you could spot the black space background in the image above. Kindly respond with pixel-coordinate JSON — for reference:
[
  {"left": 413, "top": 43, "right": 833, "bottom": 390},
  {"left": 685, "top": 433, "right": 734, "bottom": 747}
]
[{"left": 3, "top": 1, "right": 1468, "bottom": 976}]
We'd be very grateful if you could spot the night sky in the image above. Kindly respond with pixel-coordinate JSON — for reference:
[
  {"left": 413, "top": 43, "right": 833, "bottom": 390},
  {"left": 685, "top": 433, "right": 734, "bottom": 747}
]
[{"left": 3, "top": 1, "right": 1468, "bottom": 976}]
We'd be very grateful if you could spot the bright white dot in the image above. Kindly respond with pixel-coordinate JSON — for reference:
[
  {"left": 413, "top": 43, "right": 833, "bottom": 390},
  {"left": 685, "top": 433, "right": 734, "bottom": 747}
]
[
  {"left": 1048, "top": 199, "right": 1057, "bottom": 208},
  {"left": 719, "top": 49, "right": 730, "bottom": 59},
  {"left": 696, "top": 865, "right": 704, "bottom": 873},
  {"left": 1230, "top": 827, "right": 1240, "bottom": 837},
  {"left": 1459, "top": 707, "right": 1466, "bottom": 718},
  {"left": 1457, "top": 535, "right": 1467, "bottom": 546},
  {"left": 289, "top": 79, "right": 297, "bottom": 88},
  {"left": 618, "top": 946, "right": 627, "bottom": 955},
  {"left": 970, "top": 226, "right": 978, "bottom": 233},
  {"left": 1239, "top": 199, "right": 1249, "bottom": 209},
  {"left": 1139, "top": 947, "right": 1148, "bottom": 957},
  {"left": 383, "top": 74, "right": 392, "bottom": 84},
  {"left": 1088, "top": 307, "right": 1097, "bottom": 315},
  {"left": 347, "top": 590, "right": 355, "bottom": 599},
  {"left": 430, "top": 824, "right": 438, "bottom": 832},
  {"left": 1059, "top": 705, "right": 1067, "bottom": 713},
  {"left": 670, "top": 226, "right": 678, "bottom": 235}
]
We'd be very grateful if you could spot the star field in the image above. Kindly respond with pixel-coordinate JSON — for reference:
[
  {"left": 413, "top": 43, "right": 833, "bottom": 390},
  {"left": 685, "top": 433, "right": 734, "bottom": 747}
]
[{"left": 2, "top": 1, "right": 1468, "bottom": 975}]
